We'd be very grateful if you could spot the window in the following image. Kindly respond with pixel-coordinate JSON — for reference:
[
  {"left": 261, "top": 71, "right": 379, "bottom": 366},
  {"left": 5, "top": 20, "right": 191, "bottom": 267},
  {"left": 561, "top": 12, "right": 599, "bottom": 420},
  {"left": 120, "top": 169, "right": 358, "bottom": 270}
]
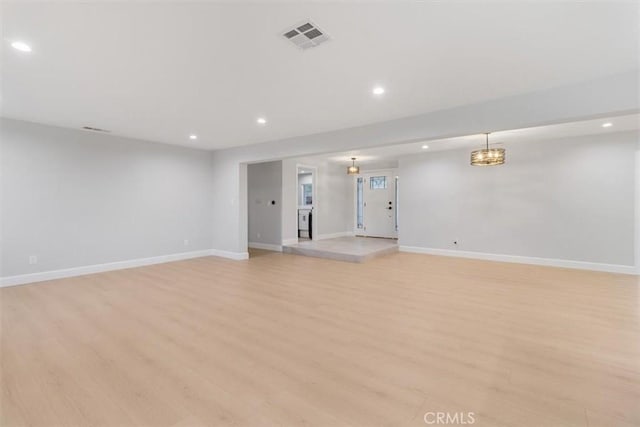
[
  {"left": 356, "top": 177, "right": 363, "bottom": 229},
  {"left": 370, "top": 176, "right": 387, "bottom": 190}
]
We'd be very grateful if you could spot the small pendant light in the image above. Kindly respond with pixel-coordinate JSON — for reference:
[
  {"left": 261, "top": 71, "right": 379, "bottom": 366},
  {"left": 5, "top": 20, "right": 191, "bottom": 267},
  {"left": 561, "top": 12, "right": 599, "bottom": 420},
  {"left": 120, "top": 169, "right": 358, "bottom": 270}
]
[
  {"left": 347, "top": 157, "right": 360, "bottom": 175},
  {"left": 470, "top": 133, "right": 505, "bottom": 166}
]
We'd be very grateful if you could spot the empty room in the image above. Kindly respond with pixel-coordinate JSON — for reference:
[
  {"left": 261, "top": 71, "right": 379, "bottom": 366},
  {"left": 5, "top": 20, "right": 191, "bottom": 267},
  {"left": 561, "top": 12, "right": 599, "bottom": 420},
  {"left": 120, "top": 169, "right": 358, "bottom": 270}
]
[{"left": 1, "top": 2, "right": 639, "bottom": 427}]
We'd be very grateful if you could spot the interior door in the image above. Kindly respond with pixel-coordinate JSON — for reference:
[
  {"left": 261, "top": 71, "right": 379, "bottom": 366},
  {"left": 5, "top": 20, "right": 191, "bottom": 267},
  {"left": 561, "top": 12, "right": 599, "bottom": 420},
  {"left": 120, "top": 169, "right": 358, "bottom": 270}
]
[{"left": 360, "top": 171, "right": 397, "bottom": 238}]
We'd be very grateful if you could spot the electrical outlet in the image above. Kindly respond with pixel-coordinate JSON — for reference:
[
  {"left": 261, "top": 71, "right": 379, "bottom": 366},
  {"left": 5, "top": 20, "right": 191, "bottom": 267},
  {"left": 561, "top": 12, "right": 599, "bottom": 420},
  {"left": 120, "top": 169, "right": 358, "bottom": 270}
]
[
  {"left": 29, "top": 255, "right": 38, "bottom": 265},
  {"left": 183, "top": 239, "right": 189, "bottom": 246},
  {"left": 257, "top": 232, "right": 261, "bottom": 239}
]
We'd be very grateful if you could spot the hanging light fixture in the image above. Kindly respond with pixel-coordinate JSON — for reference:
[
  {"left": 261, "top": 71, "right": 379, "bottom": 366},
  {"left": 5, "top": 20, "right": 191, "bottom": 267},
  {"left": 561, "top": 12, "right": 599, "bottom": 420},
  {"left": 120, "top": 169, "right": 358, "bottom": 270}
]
[
  {"left": 470, "top": 133, "right": 505, "bottom": 166},
  {"left": 347, "top": 157, "right": 360, "bottom": 175}
]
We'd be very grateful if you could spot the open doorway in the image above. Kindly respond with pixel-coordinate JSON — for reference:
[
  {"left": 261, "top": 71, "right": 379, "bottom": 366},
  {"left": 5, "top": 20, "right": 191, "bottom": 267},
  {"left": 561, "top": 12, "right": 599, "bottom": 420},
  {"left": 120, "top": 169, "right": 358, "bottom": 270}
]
[
  {"left": 297, "top": 165, "right": 316, "bottom": 241},
  {"left": 247, "top": 161, "right": 283, "bottom": 257},
  {"left": 282, "top": 159, "right": 398, "bottom": 262}
]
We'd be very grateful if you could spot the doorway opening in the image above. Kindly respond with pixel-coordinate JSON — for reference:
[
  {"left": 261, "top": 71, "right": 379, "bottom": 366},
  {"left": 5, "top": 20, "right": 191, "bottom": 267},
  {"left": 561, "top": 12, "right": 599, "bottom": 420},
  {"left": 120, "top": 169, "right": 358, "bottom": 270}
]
[
  {"left": 297, "top": 165, "right": 316, "bottom": 241},
  {"left": 246, "top": 161, "right": 283, "bottom": 257},
  {"left": 282, "top": 160, "right": 398, "bottom": 263}
]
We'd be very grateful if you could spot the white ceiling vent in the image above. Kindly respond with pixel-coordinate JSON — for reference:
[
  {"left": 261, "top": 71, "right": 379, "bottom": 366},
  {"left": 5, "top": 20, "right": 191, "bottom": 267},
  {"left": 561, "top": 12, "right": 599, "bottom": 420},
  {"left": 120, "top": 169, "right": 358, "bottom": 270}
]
[{"left": 282, "top": 21, "right": 330, "bottom": 50}]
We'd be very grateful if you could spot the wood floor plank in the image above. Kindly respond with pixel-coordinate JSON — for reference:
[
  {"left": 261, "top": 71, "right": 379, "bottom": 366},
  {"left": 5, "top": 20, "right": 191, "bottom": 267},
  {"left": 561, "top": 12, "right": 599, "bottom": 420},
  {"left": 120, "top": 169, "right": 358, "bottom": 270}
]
[{"left": 1, "top": 251, "right": 638, "bottom": 426}]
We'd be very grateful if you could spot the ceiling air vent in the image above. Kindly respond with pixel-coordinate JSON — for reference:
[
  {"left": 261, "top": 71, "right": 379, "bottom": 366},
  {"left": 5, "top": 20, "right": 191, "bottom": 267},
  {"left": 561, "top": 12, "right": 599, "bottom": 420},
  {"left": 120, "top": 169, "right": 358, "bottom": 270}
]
[
  {"left": 82, "top": 126, "right": 110, "bottom": 133},
  {"left": 282, "top": 20, "right": 330, "bottom": 50}
]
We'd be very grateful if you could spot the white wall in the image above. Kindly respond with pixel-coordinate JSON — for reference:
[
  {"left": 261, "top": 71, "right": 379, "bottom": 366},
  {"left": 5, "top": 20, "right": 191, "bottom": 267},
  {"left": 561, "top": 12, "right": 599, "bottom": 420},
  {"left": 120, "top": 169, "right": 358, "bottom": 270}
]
[
  {"left": 211, "top": 153, "right": 245, "bottom": 253},
  {"left": 315, "top": 162, "right": 354, "bottom": 238},
  {"left": 281, "top": 158, "right": 300, "bottom": 245},
  {"left": 0, "top": 118, "right": 215, "bottom": 278},
  {"left": 399, "top": 131, "right": 638, "bottom": 270},
  {"left": 247, "top": 161, "right": 282, "bottom": 247},
  {"left": 3, "top": 71, "right": 637, "bottom": 277},
  {"left": 208, "top": 71, "right": 639, "bottom": 256}
]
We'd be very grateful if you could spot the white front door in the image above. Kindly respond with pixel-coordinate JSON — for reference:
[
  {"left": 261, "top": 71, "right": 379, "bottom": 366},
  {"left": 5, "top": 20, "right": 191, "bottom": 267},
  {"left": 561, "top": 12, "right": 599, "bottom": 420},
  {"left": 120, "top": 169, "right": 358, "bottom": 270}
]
[{"left": 356, "top": 171, "right": 397, "bottom": 238}]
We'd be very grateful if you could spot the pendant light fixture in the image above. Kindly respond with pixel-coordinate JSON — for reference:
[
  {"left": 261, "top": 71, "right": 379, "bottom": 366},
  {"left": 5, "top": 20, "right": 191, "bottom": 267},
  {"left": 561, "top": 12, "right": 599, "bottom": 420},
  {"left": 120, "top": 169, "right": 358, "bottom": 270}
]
[
  {"left": 347, "top": 157, "right": 360, "bottom": 175},
  {"left": 470, "top": 133, "right": 505, "bottom": 166}
]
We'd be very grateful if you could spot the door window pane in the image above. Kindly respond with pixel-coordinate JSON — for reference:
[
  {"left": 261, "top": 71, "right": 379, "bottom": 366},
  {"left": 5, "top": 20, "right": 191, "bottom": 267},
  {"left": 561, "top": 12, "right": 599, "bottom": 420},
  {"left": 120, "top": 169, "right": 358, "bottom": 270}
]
[{"left": 370, "top": 176, "right": 387, "bottom": 190}]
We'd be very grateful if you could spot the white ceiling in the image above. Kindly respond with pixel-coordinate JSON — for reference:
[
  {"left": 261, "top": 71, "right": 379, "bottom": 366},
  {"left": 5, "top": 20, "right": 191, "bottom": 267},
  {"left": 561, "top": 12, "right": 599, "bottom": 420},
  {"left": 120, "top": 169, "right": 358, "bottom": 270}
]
[
  {"left": 317, "top": 113, "right": 640, "bottom": 165},
  {"left": 2, "top": 2, "right": 638, "bottom": 150}
]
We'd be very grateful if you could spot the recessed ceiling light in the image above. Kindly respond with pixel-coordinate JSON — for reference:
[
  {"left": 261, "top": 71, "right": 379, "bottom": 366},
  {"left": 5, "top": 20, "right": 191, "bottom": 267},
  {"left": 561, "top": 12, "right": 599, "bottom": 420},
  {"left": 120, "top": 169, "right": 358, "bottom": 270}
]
[
  {"left": 11, "top": 41, "right": 32, "bottom": 52},
  {"left": 422, "top": 145, "right": 429, "bottom": 149},
  {"left": 189, "top": 134, "right": 198, "bottom": 140},
  {"left": 602, "top": 122, "right": 612, "bottom": 128},
  {"left": 372, "top": 86, "right": 385, "bottom": 96},
  {"left": 256, "top": 117, "right": 267, "bottom": 125}
]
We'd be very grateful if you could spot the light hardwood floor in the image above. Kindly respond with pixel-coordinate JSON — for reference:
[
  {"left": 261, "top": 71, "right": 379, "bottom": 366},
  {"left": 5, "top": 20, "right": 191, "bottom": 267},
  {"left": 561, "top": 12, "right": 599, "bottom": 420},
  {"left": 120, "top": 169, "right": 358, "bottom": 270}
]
[{"left": 1, "top": 251, "right": 639, "bottom": 427}]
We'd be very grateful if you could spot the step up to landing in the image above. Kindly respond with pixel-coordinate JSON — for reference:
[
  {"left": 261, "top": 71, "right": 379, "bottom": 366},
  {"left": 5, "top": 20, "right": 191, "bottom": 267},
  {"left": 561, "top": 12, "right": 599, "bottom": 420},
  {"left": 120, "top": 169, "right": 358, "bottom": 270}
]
[{"left": 282, "top": 237, "right": 398, "bottom": 263}]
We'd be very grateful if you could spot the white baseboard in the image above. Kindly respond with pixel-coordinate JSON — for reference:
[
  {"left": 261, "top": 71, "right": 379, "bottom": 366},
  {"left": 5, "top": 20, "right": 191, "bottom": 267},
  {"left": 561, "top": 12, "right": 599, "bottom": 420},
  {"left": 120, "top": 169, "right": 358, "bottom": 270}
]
[
  {"left": 399, "top": 246, "right": 638, "bottom": 275},
  {"left": 210, "top": 249, "right": 249, "bottom": 261},
  {"left": 315, "top": 231, "right": 355, "bottom": 240},
  {"left": 248, "top": 242, "right": 283, "bottom": 252},
  {"left": 0, "top": 248, "right": 249, "bottom": 287}
]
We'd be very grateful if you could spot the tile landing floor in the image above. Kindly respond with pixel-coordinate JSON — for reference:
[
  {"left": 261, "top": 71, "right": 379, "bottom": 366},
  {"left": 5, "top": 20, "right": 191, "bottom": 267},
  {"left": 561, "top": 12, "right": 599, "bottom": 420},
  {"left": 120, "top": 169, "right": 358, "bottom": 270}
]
[{"left": 282, "top": 236, "right": 398, "bottom": 263}]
